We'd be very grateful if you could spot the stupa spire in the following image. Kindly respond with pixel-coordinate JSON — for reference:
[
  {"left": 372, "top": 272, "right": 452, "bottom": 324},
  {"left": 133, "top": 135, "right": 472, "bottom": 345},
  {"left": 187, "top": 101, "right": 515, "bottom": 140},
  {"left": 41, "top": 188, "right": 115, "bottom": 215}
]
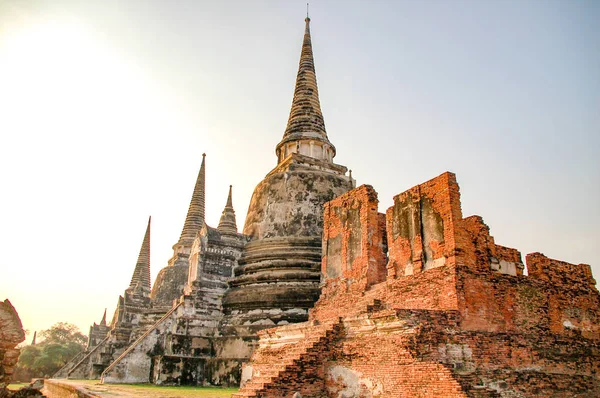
[
  {"left": 178, "top": 154, "right": 206, "bottom": 244},
  {"left": 129, "top": 216, "right": 151, "bottom": 292},
  {"left": 217, "top": 185, "right": 238, "bottom": 235},
  {"left": 276, "top": 15, "right": 335, "bottom": 163},
  {"left": 100, "top": 308, "right": 107, "bottom": 326}
]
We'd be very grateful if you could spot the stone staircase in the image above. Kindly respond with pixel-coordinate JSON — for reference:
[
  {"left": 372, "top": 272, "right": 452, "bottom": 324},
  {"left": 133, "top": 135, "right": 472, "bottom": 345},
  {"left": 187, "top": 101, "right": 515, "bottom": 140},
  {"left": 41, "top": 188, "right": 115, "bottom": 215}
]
[
  {"left": 231, "top": 319, "right": 343, "bottom": 398},
  {"left": 53, "top": 350, "right": 88, "bottom": 378},
  {"left": 62, "top": 335, "right": 110, "bottom": 379},
  {"left": 231, "top": 291, "right": 498, "bottom": 397},
  {"left": 100, "top": 302, "right": 183, "bottom": 383}
]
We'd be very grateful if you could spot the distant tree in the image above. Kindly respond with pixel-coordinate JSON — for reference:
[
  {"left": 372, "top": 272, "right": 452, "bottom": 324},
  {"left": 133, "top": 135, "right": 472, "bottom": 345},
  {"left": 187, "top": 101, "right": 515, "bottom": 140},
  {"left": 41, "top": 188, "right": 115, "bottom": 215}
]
[
  {"left": 39, "top": 322, "right": 86, "bottom": 346},
  {"left": 14, "top": 322, "right": 86, "bottom": 381}
]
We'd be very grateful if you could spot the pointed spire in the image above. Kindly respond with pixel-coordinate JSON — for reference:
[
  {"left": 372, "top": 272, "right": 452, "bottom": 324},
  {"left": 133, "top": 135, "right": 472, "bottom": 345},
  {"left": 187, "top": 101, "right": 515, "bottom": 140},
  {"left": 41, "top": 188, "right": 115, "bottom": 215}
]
[
  {"left": 100, "top": 308, "right": 107, "bottom": 326},
  {"left": 178, "top": 154, "right": 206, "bottom": 244},
  {"left": 225, "top": 184, "right": 233, "bottom": 208},
  {"left": 129, "top": 216, "right": 151, "bottom": 292},
  {"left": 217, "top": 185, "right": 238, "bottom": 235},
  {"left": 276, "top": 16, "right": 335, "bottom": 161},
  {"left": 31, "top": 331, "right": 36, "bottom": 345}
]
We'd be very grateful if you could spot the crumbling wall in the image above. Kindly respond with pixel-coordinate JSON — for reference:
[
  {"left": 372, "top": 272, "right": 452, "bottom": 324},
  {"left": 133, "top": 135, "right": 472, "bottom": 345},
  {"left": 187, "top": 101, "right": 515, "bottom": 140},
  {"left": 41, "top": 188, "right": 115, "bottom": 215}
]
[
  {"left": 321, "top": 184, "right": 387, "bottom": 292},
  {"left": 456, "top": 215, "right": 600, "bottom": 339},
  {"left": 526, "top": 253, "right": 598, "bottom": 338},
  {"left": 386, "top": 172, "right": 463, "bottom": 278},
  {"left": 0, "top": 299, "right": 25, "bottom": 389},
  {"left": 239, "top": 171, "right": 600, "bottom": 397},
  {"left": 312, "top": 185, "right": 387, "bottom": 322},
  {"left": 325, "top": 310, "right": 467, "bottom": 398},
  {"left": 313, "top": 177, "right": 461, "bottom": 322}
]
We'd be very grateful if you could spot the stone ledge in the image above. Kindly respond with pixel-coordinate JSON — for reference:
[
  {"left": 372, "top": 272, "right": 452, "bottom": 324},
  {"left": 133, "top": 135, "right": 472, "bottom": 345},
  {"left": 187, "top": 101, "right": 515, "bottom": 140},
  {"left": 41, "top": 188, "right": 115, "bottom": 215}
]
[{"left": 43, "top": 380, "right": 100, "bottom": 398}]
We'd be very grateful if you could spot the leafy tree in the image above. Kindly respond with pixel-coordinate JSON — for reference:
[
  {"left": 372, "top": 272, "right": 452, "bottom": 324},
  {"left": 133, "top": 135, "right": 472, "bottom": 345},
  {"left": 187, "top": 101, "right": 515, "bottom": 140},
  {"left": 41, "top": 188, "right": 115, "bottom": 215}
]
[
  {"left": 39, "top": 322, "right": 86, "bottom": 346},
  {"left": 14, "top": 322, "right": 86, "bottom": 380}
]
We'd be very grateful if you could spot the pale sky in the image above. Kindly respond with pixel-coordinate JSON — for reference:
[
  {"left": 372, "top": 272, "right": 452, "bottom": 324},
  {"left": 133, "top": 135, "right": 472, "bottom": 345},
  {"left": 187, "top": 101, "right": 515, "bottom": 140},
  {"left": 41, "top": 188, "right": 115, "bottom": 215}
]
[{"left": 1, "top": 0, "right": 598, "bottom": 343}]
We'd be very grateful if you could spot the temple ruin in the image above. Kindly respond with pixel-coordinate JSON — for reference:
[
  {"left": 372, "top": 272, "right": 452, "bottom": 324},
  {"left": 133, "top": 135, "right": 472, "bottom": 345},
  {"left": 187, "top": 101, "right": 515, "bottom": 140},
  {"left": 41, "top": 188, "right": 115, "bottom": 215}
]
[
  {"left": 235, "top": 173, "right": 600, "bottom": 397},
  {"left": 53, "top": 15, "right": 600, "bottom": 397},
  {"left": 58, "top": 15, "right": 353, "bottom": 386}
]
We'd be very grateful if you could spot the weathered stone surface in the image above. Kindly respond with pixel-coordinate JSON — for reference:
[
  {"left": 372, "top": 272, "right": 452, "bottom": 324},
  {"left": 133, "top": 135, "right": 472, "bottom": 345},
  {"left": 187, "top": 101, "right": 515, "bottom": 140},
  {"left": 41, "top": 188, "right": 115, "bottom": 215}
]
[
  {"left": 0, "top": 299, "right": 25, "bottom": 391},
  {"left": 151, "top": 155, "right": 207, "bottom": 308},
  {"left": 237, "top": 172, "right": 600, "bottom": 397},
  {"left": 220, "top": 155, "right": 352, "bottom": 361},
  {"left": 1, "top": 386, "right": 44, "bottom": 398},
  {"left": 276, "top": 17, "right": 336, "bottom": 163},
  {"left": 101, "top": 217, "right": 248, "bottom": 386},
  {"left": 149, "top": 266, "right": 189, "bottom": 309},
  {"left": 215, "top": 15, "right": 354, "bottom": 381},
  {"left": 243, "top": 156, "right": 350, "bottom": 240},
  {"left": 98, "top": 16, "right": 354, "bottom": 386},
  {"left": 58, "top": 221, "right": 155, "bottom": 380}
]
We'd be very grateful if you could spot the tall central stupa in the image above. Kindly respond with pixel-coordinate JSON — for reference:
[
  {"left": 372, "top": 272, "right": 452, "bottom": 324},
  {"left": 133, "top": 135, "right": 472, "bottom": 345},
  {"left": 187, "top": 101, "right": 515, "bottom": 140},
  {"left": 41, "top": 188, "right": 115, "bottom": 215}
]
[{"left": 222, "top": 16, "right": 354, "bottom": 333}]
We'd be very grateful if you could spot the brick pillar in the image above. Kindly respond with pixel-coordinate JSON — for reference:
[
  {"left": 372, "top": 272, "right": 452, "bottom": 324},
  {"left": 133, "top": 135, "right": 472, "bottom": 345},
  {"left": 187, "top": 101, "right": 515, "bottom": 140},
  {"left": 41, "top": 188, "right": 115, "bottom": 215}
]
[{"left": 321, "top": 184, "right": 387, "bottom": 294}]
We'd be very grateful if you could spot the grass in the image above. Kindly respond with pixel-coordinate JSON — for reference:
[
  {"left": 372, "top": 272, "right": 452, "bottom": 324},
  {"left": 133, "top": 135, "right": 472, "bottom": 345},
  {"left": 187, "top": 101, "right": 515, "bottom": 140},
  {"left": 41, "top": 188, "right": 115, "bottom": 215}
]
[
  {"left": 54, "top": 379, "right": 238, "bottom": 397},
  {"left": 7, "top": 383, "right": 29, "bottom": 390}
]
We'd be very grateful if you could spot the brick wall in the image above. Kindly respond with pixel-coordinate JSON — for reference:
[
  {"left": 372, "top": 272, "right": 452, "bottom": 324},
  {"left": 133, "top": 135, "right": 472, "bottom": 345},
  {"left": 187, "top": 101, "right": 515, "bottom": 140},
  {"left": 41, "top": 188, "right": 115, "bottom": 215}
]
[
  {"left": 527, "top": 252, "right": 596, "bottom": 287},
  {"left": 386, "top": 172, "right": 463, "bottom": 278},
  {"left": 321, "top": 184, "right": 387, "bottom": 294},
  {"left": 239, "top": 171, "right": 600, "bottom": 397}
]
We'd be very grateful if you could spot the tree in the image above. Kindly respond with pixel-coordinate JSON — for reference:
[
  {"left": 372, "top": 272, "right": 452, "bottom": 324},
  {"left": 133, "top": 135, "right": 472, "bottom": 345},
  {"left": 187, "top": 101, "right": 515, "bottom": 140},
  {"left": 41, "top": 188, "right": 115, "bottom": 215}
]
[
  {"left": 14, "top": 322, "right": 86, "bottom": 380},
  {"left": 39, "top": 323, "right": 86, "bottom": 346}
]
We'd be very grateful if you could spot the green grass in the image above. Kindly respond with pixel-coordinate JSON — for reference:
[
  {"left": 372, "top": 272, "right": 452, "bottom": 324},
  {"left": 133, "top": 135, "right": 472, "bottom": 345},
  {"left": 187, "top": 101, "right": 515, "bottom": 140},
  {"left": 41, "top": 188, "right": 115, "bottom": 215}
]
[
  {"left": 7, "top": 383, "right": 29, "bottom": 390},
  {"left": 113, "top": 384, "right": 238, "bottom": 394},
  {"left": 59, "top": 379, "right": 238, "bottom": 397}
]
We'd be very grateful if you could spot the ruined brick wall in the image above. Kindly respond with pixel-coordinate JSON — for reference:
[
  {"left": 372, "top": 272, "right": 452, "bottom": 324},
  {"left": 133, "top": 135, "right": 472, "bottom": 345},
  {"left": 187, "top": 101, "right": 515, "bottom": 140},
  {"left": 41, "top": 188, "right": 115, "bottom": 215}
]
[
  {"left": 0, "top": 299, "right": 25, "bottom": 389},
  {"left": 239, "top": 172, "right": 600, "bottom": 397},
  {"left": 386, "top": 171, "right": 463, "bottom": 278},
  {"left": 456, "top": 214, "right": 600, "bottom": 338},
  {"left": 317, "top": 173, "right": 600, "bottom": 338},
  {"left": 382, "top": 173, "right": 465, "bottom": 313},
  {"left": 325, "top": 310, "right": 468, "bottom": 398},
  {"left": 527, "top": 252, "right": 596, "bottom": 287},
  {"left": 526, "top": 253, "right": 599, "bottom": 338},
  {"left": 321, "top": 184, "right": 387, "bottom": 293},
  {"left": 312, "top": 184, "right": 388, "bottom": 322},
  {"left": 527, "top": 253, "right": 600, "bottom": 339},
  {"left": 495, "top": 244, "right": 522, "bottom": 267},
  {"left": 313, "top": 177, "right": 461, "bottom": 322}
]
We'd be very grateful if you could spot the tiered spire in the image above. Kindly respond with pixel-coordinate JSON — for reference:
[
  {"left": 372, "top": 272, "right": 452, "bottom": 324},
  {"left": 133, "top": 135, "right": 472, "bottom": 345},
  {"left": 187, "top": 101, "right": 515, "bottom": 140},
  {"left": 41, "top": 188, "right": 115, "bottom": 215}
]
[
  {"left": 31, "top": 331, "right": 36, "bottom": 345},
  {"left": 217, "top": 185, "right": 238, "bottom": 235},
  {"left": 178, "top": 154, "right": 206, "bottom": 244},
  {"left": 129, "top": 216, "right": 151, "bottom": 292},
  {"left": 276, "top": 16, "right": 335, "bottom": 158}
]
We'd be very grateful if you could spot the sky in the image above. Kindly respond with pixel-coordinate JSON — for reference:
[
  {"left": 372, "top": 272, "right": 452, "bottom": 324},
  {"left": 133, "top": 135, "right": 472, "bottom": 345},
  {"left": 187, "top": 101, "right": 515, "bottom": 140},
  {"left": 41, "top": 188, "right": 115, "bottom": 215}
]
[{"left": 0, "top": 0, "right": 598, "bottom": 344}]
